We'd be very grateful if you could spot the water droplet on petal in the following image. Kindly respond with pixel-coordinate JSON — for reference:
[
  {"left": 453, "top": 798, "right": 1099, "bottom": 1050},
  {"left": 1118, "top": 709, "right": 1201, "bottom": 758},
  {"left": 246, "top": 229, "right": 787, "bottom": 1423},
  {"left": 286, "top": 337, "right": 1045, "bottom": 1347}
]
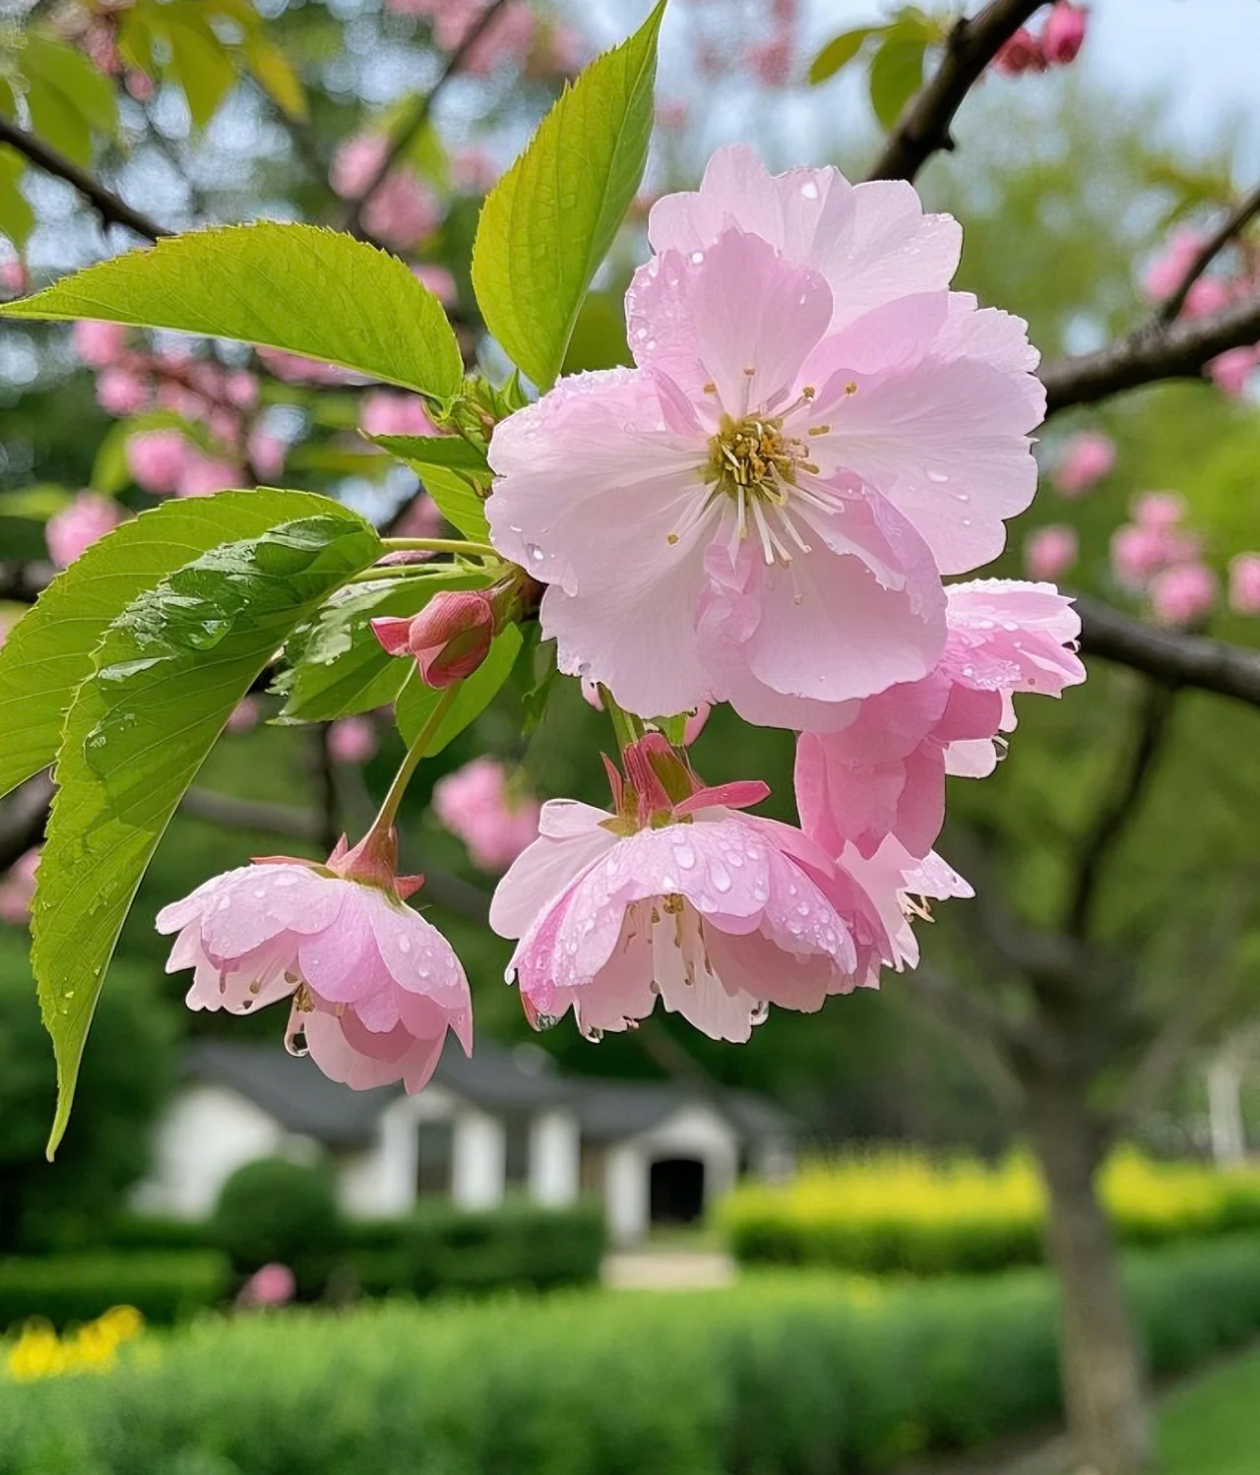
[
  {"left": 689, "top": 251, "right": 705, "bottom": 264},
  {"left": 526, "top": 543, "right": 545, "bottom": 564},
  {"left": 800, "top": 180, "right": 820, "bottom": 200}
]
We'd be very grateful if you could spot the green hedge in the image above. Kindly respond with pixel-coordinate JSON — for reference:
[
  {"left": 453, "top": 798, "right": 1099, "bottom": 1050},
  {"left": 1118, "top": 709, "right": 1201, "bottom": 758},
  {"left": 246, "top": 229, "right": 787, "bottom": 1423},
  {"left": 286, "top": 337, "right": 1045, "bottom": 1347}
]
[
  {"left": 0, "top": 1252, "right": 230, "bottom": 1332},
  {"left": 3, "top": 1236, "right": 1260, "bottom": 1474}
]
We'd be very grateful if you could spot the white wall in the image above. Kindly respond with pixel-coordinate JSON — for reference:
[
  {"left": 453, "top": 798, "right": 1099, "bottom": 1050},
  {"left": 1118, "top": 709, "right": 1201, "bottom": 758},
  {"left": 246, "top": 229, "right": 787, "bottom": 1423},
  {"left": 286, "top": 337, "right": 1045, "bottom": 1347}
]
[
  {"left": 529, "top": 1109, "right": 581, "bottom": 1206},
  {"left": 130, "top": 1083, "right": 302, "bottom": 1218},
  {"left": 337, "top": 1085, "right": 460, "bottom": 1218},
  {"left": 601, "top": 1104, "right": 742, "bottom": 1246},
  {"left": 451, "top": 1109, "right": 506, "bottom": 1209}
]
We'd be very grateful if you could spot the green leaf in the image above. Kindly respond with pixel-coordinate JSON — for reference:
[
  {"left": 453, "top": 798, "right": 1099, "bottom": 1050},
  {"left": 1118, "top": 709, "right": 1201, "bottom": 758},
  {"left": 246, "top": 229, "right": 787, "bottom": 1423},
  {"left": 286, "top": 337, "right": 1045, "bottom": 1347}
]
[
  {"left": 395, "top": 625, "right": 523, "bottom": 752},
  {"left": 809, "top": 27, "right": 876, "bottom": 84},
  {"left": 22, "top": 34, "right": 118, "bottom": 164},
  {"left": 471, "top": 1, "right": 664, "bottom": 389},
  {"left": 0, "top": 488, "right": 355, "bottom": 803},
  {"left": 0, "top": 147, "right": 33, "bottom": 252},
  {"left": 371, "top": 437, "right": 492, "bottom": 543},
  {"left": 869, "top": 35, "right": 927, "bottom": 131},
  {"left": 164, "top": 12, "right": 237, "bottom": 128},
  {"left": 2, "top": 223, "right": 464, "bottom": 404},
  {"left": 34, "top": 506, "right": 382, "bottom": 1156},
  {"left": 561, "top": 292, "right": 632, "bottom": 374},
  {"left": 275, "top": 567, "right": 491, "bottom": 723},
  {"left": 369, "top": 435, "right": 489, "bottom": 474},
  {"left": 242, "top": 34, "right": 307, "bottom": 121},
  {"left": 0, "top": 486, "right": 74, "bottom": 560}
]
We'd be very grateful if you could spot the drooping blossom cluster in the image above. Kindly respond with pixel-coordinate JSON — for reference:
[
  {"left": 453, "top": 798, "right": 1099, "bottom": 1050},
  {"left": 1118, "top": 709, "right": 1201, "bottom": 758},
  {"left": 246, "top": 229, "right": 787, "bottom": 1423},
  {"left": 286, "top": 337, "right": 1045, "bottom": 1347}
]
[
  {"left": 432, "top": 757, "right": 542, "bottom": 873},
  {"left": 1141, "top": 225, "right": 1260, "bottom": 396},
  {"left": 158, "top": 831, "right": 473, "bottom": 1093},
  {"left": 1109, "top": 491, "right": 1218, "bottom": 624},
  {"left": 993, "top": 3, "right": 1088, "bottom": 76}
]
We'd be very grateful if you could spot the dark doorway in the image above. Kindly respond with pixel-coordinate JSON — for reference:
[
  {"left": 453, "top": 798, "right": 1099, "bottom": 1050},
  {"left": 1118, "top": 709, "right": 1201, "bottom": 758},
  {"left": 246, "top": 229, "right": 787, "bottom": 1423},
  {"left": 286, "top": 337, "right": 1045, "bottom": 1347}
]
[
  {"left": 416, "top": 1121, "right": 453, "bottom": 1196},
  {"left": 649, "top": 1157, "right": 705, "bottom": 1224}
]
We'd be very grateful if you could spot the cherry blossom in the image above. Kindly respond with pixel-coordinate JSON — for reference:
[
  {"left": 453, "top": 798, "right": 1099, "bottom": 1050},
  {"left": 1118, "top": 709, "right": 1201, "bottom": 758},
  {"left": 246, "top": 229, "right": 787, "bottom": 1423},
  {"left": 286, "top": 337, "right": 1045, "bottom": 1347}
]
[
  {"left": 1148, "top": 561, "right": 1218, "bottom": 626},
  {"left": 1052, "top": 431, "right": 1115, "bottom": 496},
  {"left": 433, "top": 757, "right": 541, "bottom": 873},
  {"left": 45, "top": 493, "right": 125, "bottom": 568},
  {"left": 1024, "top": 524, "right": 1078, "bottom": 581},
  {"left": 1228, "top": 553, "right": 1260, "bottom": 615}
]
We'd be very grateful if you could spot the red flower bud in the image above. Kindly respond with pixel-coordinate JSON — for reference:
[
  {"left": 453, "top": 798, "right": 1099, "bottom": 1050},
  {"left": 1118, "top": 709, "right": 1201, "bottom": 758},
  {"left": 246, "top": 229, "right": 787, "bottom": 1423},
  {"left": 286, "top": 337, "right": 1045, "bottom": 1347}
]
[
  {"left": 1042, "top": 2, "right": 1087, "bottom": 65},
  {"left": 371, "top": 590, "right": 495, "bottom": 689}
]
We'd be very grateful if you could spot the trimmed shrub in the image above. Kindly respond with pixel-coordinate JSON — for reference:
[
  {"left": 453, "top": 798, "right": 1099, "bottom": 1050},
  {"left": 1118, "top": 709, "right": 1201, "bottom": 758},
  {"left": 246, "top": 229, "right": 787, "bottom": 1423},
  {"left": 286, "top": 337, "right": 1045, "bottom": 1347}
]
[
  {"left": 400, "top": 1199, "right": 605, "bottom": 1296},
  {"left": 721, "top": 1149, "right": 1260, "bottom": 1273},
  {"left": 210, "top": 1158, "right": 340, "bottom": 1298},
  {"left": 1, "top": 1236, "right": 1259, "bottom": 1474},
  {"left": 0, "top": 1251, "right": 229, "bottom": 1332},
  {"left": 107, "top": 1216, "right": 213, "bottom": 1252}
]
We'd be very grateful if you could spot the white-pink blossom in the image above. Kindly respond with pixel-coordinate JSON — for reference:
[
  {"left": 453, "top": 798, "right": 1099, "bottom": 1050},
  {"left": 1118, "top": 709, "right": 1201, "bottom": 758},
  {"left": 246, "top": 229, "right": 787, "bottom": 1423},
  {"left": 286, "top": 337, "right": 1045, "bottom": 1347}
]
[
  {"left": 96, "top": 367, "right": 150, "bottom": 416},
  {"left": 73, "top": 319, "right": 129, "bottom": 368},
  {"left": 157, "top": 838, "right": 472, "bottom": 1094},
  {"left": 1148, "top": 561, "right": 1218, "bottom": 626},
  {"left": 329, "top": 717, "right": 379, "bottom": 766},
  {"left": 126, "top": 429, "right": 189, "bottom": 495},
  {"left": 1052, "top": 431, "right": 1115, "bottom": 496},
  {"left": 1228, "top": 553, "right": 1260, "bottom": 615},
  {"left": 1208, "top": 345, "right": 1259, "bottom": 397},
  {"left": 488, "top": 146, "right": 1043, "bottom": 727},
  {"left": 177, "top": 452, "right": 241, "bottom": 499},
  {"left": 1142, "top": 229, "right": 1203, "bottom": 301},
  {"left": 1023, "top": 524, "right": 1078, "bottom": 581},
  {"left": 45, "top": 493, "right": 125, "bottom": 568},
  {"left": 433, "top": 757, "right": 541, "bottom": 873}
]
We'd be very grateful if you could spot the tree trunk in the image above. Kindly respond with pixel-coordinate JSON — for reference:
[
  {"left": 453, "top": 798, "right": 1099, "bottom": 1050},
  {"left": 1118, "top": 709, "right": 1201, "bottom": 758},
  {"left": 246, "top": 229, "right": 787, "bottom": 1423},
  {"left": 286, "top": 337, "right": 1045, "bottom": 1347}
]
[{"left": 1026, "top": 1085, "right": 1153, "bottom": 1475}]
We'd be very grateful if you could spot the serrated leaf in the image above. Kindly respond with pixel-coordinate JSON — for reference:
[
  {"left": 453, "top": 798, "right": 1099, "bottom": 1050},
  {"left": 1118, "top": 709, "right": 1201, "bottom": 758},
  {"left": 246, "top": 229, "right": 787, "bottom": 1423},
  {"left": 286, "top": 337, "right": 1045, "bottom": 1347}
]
[
  {"left": 0, "top": 147, "right": 33, "bottom": 252},
  {"left": 242, "top": 34, "right": 307, "bottom": 121},
  {"left": 372, "top": 437, "right": 492, "bottom": 542},
  {"left": 395, "top": 625, "right": 523, "bottom": 752},
  {"left": 2, "top": 223, "right": 464, "bottom": 404},
  {"left": 369, "top": 435, "right": 489, "bottom": 474},
  {"left": 35, "top": 507, "right": 382, "bottom": 1155},
  {"left": 166, "top": 15, "right": 236, "bottom": 128},
  {"left": 809, "top": 27, "right": 876, "bottom": 85},
  {"left": 22, "top": 34, "right": 118, "bottom": 164},
  {"left": 869, "top": 35, "right": 926, "bottom": 131},
  {"left": 0, "top": 488, "right": 352, "bottom": 803},
  {"left": 276, "top": 567, "right": 491, "bottom": 722},
  {"left": 471, "top": 1, "right": 664, "bottom": 389}
]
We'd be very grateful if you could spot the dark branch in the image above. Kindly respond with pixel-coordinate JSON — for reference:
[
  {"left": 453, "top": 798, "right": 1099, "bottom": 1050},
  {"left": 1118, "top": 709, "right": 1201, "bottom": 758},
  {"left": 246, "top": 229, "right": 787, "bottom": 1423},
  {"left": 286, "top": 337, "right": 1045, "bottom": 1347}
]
[
  {"left": 865, "top": 0, "right": 1045, "bottom": 184},
  {"left": 1066, "top": 679, "right": 1176, "bottom": 940},
  {"left": 1040, "top": 289, "right": 1260, "bottom": 415},
  {"left": 179, "top": 788, "right": 323, "bottom": 841},
  {"left": 0, "top": 115, "right": 168, "bottom": 243},
  {"left": 1156, "top": 183, "right": 1260, "bottom": 326},
  {"left": 341, "top": 0, "right": 512, "bottom": 238},
  {"left": 1076, "top": 595, "right": 1260, "bottom": 709}
]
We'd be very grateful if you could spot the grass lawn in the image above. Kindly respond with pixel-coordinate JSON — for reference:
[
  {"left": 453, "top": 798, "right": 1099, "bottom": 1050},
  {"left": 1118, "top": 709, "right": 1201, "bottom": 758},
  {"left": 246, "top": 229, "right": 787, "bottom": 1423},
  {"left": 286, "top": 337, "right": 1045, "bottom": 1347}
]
[{"left": 1157, "top": 1343, "right": 1260, "bottom": 1475}]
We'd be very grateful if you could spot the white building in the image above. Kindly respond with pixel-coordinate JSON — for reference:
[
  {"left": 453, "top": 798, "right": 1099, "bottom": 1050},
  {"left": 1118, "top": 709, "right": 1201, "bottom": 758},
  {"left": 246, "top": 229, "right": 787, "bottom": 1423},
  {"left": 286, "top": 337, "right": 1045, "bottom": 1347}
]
[{"left": 134, "top": 1040, "right": 797, "bottom": 1246}]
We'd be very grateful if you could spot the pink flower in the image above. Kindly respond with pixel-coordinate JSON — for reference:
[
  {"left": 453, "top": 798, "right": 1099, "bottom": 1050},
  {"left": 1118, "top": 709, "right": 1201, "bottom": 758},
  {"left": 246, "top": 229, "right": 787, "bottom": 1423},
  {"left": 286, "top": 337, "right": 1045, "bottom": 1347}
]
[
  {"left": 433, "top": 757, "right": 541, "bottom": 873},
  {"left": 1109, "top": 518, "right": 1198, "bottom": 589},
  {"left": 993, "top": 29, "right": 1046, "bottom": 75},
  {"left": 1208, "top": 345, "right": 1259, "bottom": 397},
  {"left": 73, "top": 319, "right": 129, "bottom": 368},
  {"left": 1142, "top": 228, "right": 1203, "bottom": 301},
  {"left": 1184, "top": 275, "right": 1231, "bottom": 318},
  {"left": 156, "top": 836, "right": 473, "bottom": 1094},
  {"left": 330, "top": 135, "right": 389, "bottom": 199},
  {"left": 1041, "top": 2, "right": 1087, "bottom": 65},
  {"left": 0, "top": 848, "right": 40, "bottom": 927},
  {"left": 373, "top": 590, "right": 496, "bottom": 688},
  {"left": 437, "top": 0, "right": 533, "bottom": 73},
  {"left": 838, "top": 837, "right": 972, "bottom": 972},
  {"left": 393, "top": 494, "right": 444, "bottom": 541},
  {"left": 177, "top": 452, "right": 241, "bottom": 498},
  {"left": 413, "top": 263, "right": 457, "bottom": 306},
  {"left": 795, "top": 580, "right": 1085, "bottom": 861},
  {"left": 364, "top": 173, "right": 440, "bottom": 252},
  {"left": 489, "top": 738, "right": 891, "bottom": 1041},
  {"left": 257, "top": 348, "right": 354, "bottom": 386},
  {"left": 126, "top": 429, "right": 188, "bottom": 495},
  {"left": 237, "top": 1263, "right": 296, "bottom": 1308},
  {"left": 1148, "top": 561, "right": 1217, "bottom": 625},
  {"left": 360, "top": 391, "right": 437, "bottom": 439},
  {"left": 1228, "top": 553, "right": 1260, "bottom": 615},
  {"left": 227, "top": 698, "right": 260, "bottom": 734},
  {"left": 656, "top": 100, "right": 690, "bottom": 132},
  {"left": 224, "top": 370, "right": 260, "bottom": 410},
  {"left": 1023, "top": 524, "right": 1078, "bottom": 581},
  {"left": 748, "top": 36, "right": 793, "bottom": 87},
  {"left": 452, "top": 147, "right": 499, "bottom": 193},
  {"left": 45, "top": 493, "right": 124, "bottom": 568},
  {"left": 1052, "top": 431, "right": 1115, "bottom": 496},
  {"left": 488, "top": 146, "right": 1042, "bottom": 727},
  {"left": 329, "top": 716, "right": 379, "bottom": 766},
  {"left": 96, "top": 367, "right": 150, "bottom": 416},
  {"left": 0, "top": 259, "right": 28, "bottom": 295},
  {"left": 1132, "top": 491, "right": 1186, "bottom": 530},
  {"left": 248, "top": 430, "right": 288, "bottom": 481}
]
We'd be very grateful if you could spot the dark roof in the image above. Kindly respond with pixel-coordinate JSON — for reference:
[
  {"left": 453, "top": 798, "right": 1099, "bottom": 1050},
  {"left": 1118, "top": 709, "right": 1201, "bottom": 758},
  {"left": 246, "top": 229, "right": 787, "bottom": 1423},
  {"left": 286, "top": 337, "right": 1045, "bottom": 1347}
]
[{"left": 184, "top": 1037, "right": 797, "bottom": 1147}]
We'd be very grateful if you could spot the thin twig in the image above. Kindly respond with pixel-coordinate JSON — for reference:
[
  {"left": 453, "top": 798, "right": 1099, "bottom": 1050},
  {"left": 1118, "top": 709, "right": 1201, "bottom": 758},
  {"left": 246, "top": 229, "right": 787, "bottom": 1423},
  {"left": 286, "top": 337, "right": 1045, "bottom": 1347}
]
[
  {"left": 1075, "top": 595, "right": 1260, "bottom": 710},
  {"left": 1040, "top": 289, "right": 1260, "bottom": 415},
  {"left": 865, "top": 0, "right": 1045, "bottom": 184},
  {"left": 1065, "top": 679, "right": 1176, "bottom": 940},
  {"left": 1155, "top": 183, "right": 1260, "bottom": 326},
  {"left": 341, "top": 0, "right": 512, "bottom": 238},
  {"left": 0, "top": 115, "right": 167, "bottom": 242}
]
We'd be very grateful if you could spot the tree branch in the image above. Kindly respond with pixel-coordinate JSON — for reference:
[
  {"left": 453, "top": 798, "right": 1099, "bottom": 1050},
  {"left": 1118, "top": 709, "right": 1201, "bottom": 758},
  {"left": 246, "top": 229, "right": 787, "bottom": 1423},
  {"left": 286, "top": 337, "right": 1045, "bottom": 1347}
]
[
  {"left": 865, "top": 0, "right": 1045, "bottom": 184},
  {"left": 0, "top": 115, "right": 167, "bottom": 243},
  {"left": 1076, "top": 595, "right": 1260, "bottom": 709},
  {"left": 1040, "top": 289, "right": 1260, "bottom": 415},
  {"left": 1066, "top": 679, "right": 1176, "bottom": 940},
  {"left": 179, "top": 788, "right": 323, "bottom": 841},
  {"left": 340, "top": 0, "right": 512, "bottom": 238},
  {"left": 1155, "top": 182, "right": 1260, "bottom": 326}
]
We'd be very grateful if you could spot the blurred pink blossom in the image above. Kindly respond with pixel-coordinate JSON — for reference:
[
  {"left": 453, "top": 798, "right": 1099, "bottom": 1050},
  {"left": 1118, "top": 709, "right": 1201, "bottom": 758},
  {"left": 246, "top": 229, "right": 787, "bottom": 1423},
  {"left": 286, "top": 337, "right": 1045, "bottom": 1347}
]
[
  {"left": 329, "top": 717, "right": 379, "bottom": 766},
  {"left": 452, "top": 146, "right": 499, "bottom": 193},
  {"left": 365, "top": 173, "right": 440, "bottom": 251},
  {"left": 393, "top": 494, "right": 444, "bottom": 541},
  {"left": 1227, "top": 553, "right": 1260, "bottom": 615},
  {"left": 248, "top": 430, "right": 288, "bottom": 481},
  {"left": 1208, "top": 345, "right": 1259, "bottom": 397},
  {"left": 1142, "top": 229, "right": 1204, "bottom": 301},
  {"left": 0, "top": 259, "right": 28, "bottom": 295},
  {"left": 1110, "top": 522, "right": 1192, "bottom": 590},
  {"left": 1053, "top": 431, "right": 1115, "bottom": 495},
  {"left": 437, "top": 1, "right": 534, "bottom": 73},
  {"left": 45, "top": 493, "right": 124, "bottom": 568},
  {"left": 1041, "top": 3, "right": 1087, "bottom": 65},
  {"left": 1024, "top": 524, "right": 1078, "bottom": 581},
  {"left": 237, "top": 1263, "right": 296, "bottom": 1309},
  {"left": 331, "top": 135, "right": 390, "bottom": 199},
  {"left": 96, "top": 367, "right": 150, "bottom": 416},
  {"left": 257, "top": 348, "right": 353, "bottom": 386},
  {"left": 1132, "top": 491, "right": 1186, "bottom": 530},
  {"left": 1148, "top": 561, "right": 1218, "bottom": 625},
  {"left": 126, "top": 429, "right": 189, "bottom": 495},
  {"left": 0, "top": 849, "right": 40, "bottom": 927},
  {"left": 993, "top": 29, "right": 1046, "bottom": 75},
  {"left": 227, "top": 698, "right": 260, "bottom": 734},
  {"left": 73, "top": 319, "right": 129, "bottom": 368},
  {"left": 178, "top": 453, "right": 241, "bottom": 498},
  {"left": 360, "top": 392, "right": 437, "bottom": 439},
  {"left": 432, "top": 757, "right": 541, "bottom": 873},
  {"left": 656, "top": 100, "right": 690, "bottom": 132},
  {"left": 414, "top": 263, "right": 457, "bottom": 306},
  {"left": 748, "top": 36, "right": 792, "bottom": 86},
  {"left": 1184, "top": 275, "right": 1231, "bottom": 318}
]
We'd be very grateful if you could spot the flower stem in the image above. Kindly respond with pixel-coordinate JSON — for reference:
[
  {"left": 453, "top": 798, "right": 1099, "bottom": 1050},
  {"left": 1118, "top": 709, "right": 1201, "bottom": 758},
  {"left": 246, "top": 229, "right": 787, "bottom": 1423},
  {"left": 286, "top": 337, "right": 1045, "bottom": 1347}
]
[
  {"left": 381, "top": 536, "right": 499, "bottom": 558},
  {"left": 371, "top": 682, "right": 461, "bottom": 835},
  {"left": 599, "top": 685, "right": 645, "bottom": 756}
]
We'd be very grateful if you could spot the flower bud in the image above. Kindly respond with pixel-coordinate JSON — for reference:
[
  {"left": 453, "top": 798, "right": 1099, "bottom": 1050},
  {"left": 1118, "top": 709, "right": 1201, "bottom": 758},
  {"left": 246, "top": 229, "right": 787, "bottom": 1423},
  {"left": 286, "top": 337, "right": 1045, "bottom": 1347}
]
[
  {"left": 1042, "top": 2, "right": 1087, "bottom": 66},
  {"left": 372, "top": 589, "right": 496, "bottom": 688}
]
